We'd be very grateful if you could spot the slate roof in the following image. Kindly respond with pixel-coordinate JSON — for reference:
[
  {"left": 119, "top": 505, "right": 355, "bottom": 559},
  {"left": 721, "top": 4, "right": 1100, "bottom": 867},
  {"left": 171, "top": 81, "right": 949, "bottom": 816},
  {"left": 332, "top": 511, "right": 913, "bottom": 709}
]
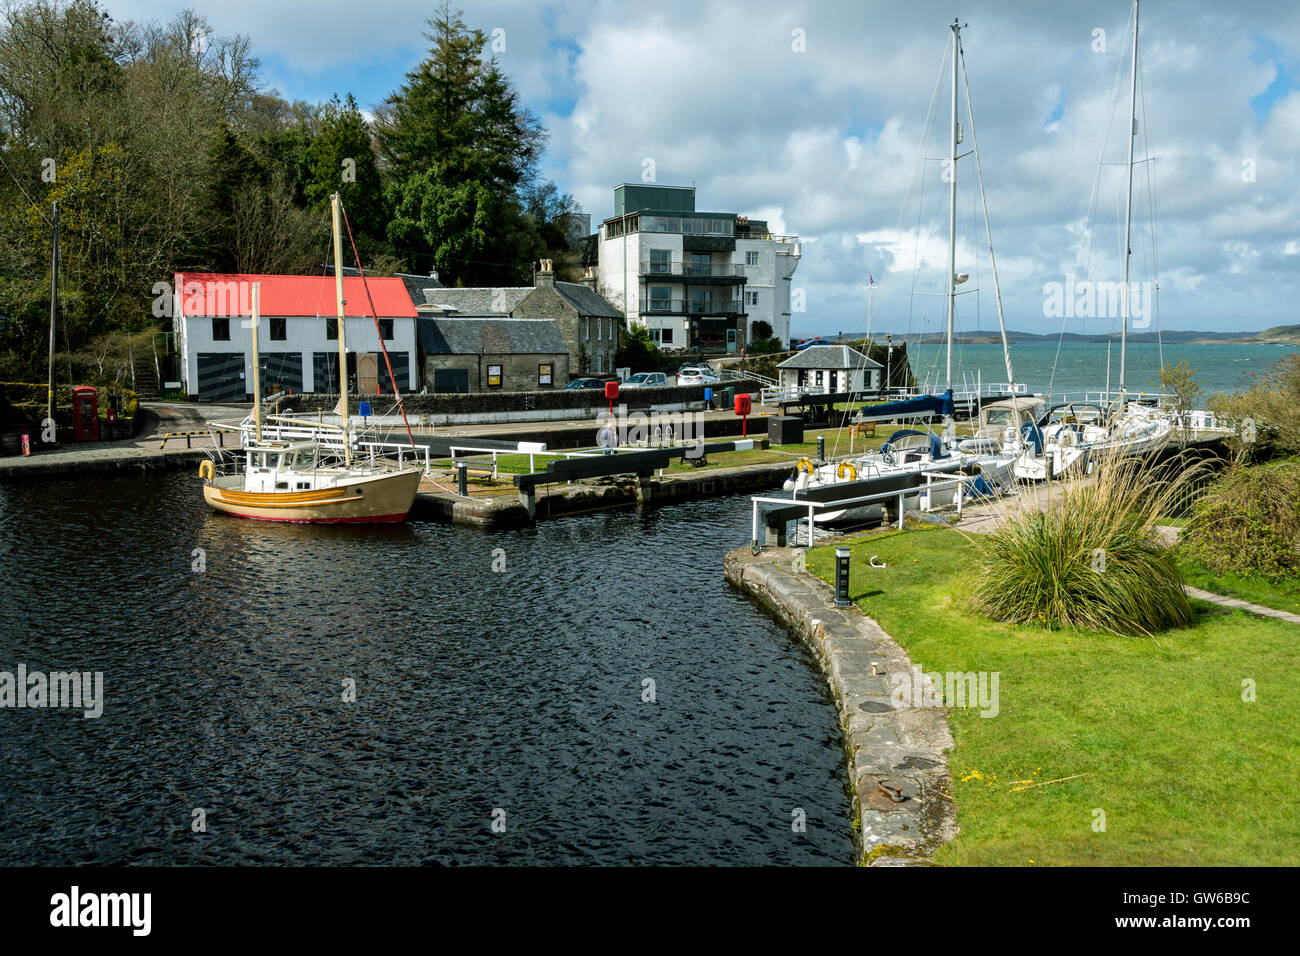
[
  {"left": 553, "top": 281, "right": 622, "bottom": 318},
  {"left": 777, "top": 345, "right": 882, "bottom": 370},
  {"left": 396, "top": 272, "right": 444, "bottom": 306},
  {"left": 416, "top": 287, "right": 533, "bottom": 316},
  {"left": 419, "top": 317, "right": 569, "bottom": 355}
]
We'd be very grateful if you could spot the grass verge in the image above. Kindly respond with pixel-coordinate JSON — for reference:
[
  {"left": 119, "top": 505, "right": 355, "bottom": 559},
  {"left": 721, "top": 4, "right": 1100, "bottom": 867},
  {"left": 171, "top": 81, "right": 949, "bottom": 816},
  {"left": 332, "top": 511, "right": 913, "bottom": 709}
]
[{"left": 808, "top": 525, "right": 1300, "bottom": 866}]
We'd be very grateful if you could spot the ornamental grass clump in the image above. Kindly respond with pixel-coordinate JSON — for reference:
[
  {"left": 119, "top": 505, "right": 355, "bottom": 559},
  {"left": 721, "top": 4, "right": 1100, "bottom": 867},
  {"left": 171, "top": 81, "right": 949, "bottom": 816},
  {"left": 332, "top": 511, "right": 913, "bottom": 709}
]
[{"left": 966, "top": 447, "right": 1207, "bottom": 635}]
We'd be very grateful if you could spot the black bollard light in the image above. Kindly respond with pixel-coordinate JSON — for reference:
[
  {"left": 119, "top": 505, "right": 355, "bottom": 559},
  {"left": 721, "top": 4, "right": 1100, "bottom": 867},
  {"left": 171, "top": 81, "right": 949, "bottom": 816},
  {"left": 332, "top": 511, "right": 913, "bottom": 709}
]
[
  {"left": 834, "top": 547, "right": 851, "bottom": 606},
  {"left": 817, "top": 434, "right": 826, "bottom": 464},
  {"left": 457, "top": 460, "right": 468, "bottom": 496}
]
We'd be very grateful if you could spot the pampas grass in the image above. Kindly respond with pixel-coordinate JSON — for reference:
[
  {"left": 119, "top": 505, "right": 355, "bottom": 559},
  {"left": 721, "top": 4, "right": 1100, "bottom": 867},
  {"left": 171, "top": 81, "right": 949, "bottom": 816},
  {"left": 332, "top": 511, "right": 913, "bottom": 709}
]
[{"left": 965, "top": 444, "right": 1209, "bottom": 636}]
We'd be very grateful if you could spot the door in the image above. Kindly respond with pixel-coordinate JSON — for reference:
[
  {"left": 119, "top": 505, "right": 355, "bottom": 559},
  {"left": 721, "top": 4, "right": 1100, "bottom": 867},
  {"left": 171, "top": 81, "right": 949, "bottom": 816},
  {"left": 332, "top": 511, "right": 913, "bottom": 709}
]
[
  {"left": 258, "top": 352, "right": 304, "bottom": 395},
  {"left": 726, "top": 329, "right": 737, "bottom": 354},
  {"left": 196, "top": 353, "right": 247, "bottom": 403}
]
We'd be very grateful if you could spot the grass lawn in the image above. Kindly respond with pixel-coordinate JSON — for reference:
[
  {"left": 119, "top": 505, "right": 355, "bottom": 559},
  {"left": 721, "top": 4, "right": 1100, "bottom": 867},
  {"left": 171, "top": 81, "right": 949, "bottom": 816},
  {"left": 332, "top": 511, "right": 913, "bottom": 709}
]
[
  {"left": 808, "top": 526, "right": 1300, "bottom": 866},
  {"left": 1176, "top": 557, "right": 1300, "bottom": 616}
]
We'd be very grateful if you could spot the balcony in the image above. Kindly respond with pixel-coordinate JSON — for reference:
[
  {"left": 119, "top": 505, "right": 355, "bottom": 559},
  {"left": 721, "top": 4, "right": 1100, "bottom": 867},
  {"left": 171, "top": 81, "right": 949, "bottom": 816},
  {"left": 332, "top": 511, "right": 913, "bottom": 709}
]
[
  {"left": 639, "top": 260, "right": 746, "bottom": 282},
  {"left": 643, "top": 298, "right": 746, "bottom": 316}
]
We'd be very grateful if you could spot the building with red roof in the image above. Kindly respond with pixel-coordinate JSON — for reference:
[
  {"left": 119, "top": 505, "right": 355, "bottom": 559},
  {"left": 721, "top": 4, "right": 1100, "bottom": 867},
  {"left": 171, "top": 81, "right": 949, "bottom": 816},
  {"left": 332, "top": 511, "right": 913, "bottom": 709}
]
[{"left": 174, "top": 272, "right": 419, "bottom": 402}]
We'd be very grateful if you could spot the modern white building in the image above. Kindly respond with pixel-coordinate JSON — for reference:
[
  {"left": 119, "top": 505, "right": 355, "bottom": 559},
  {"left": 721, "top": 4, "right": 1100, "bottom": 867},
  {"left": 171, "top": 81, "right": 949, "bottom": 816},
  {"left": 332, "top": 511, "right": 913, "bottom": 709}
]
[
  {"left": 593, "top": 184, "right": 801, "bottom": 353},
  {"left": 174, "top": 272, "right": 419, "bottom": 402}
]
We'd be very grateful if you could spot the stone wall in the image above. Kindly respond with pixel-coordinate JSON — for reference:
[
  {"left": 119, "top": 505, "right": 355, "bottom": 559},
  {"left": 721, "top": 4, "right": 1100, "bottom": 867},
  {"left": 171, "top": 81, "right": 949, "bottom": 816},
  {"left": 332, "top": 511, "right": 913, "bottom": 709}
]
[{"left": 424, "top": 351, "right": 570, "bottom": 393}]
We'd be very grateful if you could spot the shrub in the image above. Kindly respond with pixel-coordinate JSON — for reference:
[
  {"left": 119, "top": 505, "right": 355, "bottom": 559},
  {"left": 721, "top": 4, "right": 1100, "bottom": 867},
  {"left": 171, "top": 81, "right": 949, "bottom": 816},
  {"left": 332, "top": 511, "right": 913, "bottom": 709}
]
[
  {"left": 1209, "top": 352, "right": 1300, "bottom": 459},
  {"left": 1180, "top": 458, "right": 1300, "bottom": 581},
  {"left": 965, "top": 447, "right": 1207, "bottom": 635}
]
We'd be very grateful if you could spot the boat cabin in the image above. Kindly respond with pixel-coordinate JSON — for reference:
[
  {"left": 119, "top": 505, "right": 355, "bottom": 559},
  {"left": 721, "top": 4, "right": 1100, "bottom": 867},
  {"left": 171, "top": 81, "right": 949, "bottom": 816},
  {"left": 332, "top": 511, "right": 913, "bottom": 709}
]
[
  {"left": 243, "top": 441, "right": 347, "bottom": 492},
  {"left": 975, "top": 396, "right": 1047, "bottom": 439}
]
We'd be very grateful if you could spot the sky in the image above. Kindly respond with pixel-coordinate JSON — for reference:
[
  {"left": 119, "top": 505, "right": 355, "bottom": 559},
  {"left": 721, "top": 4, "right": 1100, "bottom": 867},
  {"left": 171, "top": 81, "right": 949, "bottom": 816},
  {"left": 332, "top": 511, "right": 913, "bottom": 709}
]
[{"left": 100, "top": 0, "right": 1300, "bottom": 337}]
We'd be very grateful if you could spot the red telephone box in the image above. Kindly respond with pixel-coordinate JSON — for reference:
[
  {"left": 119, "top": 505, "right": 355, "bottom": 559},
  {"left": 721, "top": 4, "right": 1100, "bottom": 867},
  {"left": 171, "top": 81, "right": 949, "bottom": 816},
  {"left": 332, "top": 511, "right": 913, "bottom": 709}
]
[{"left": 72, "top": 386, "right": 99, "bottom": 442}]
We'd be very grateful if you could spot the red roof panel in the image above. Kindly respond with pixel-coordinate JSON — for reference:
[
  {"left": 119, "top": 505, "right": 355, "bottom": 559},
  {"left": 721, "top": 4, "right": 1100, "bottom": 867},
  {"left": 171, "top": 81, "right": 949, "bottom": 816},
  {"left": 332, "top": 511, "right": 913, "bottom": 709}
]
[{"left": 175, "top": 273, "right": 418, "bottom": 318}]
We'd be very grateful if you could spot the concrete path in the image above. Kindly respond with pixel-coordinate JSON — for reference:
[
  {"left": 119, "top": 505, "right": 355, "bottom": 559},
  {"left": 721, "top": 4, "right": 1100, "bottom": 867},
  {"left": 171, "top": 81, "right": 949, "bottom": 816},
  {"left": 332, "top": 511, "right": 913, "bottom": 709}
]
[
  {"left": 725, "top": 546, "right": 957, "bottom": 865},
  {"left": 1182, "top": 587, "right": 1300, "bottom": 625}
]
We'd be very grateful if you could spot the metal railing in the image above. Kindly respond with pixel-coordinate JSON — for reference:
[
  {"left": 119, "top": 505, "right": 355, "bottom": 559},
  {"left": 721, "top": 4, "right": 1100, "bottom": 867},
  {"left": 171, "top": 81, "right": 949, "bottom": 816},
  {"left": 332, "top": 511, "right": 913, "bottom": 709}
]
[
  {"left": 751, "top": 473, "right": 971, "bottom": 548},
  {"left": 238, "top": 421, "right": 433, "bottom": 473},
  {"left": 640, "top": 260, "right": 746, "bottom": 278},
  {"left": 643, "top": 299, "right": 746, "bottom": 315}
]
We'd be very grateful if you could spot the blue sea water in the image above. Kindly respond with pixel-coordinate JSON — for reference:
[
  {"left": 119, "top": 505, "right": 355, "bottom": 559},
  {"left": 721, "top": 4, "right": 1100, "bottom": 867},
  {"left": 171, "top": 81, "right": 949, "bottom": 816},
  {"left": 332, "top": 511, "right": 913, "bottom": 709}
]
[{"left": 901, "top": 341, "right": 1293, "bottom": 398}]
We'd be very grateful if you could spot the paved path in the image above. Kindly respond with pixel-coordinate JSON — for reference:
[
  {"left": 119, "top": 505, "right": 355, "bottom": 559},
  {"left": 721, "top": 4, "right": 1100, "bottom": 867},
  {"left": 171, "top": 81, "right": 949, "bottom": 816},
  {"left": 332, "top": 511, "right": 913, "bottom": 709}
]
[{"left": 1182, "top": 587, "right": 1300, "bottom": 624}]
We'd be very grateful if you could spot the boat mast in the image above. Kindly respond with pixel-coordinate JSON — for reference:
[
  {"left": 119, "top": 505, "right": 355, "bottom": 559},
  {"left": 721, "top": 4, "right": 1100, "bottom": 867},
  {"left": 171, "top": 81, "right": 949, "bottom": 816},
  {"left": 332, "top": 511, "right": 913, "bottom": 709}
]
[
  {"left": 251, "top": 282, "right": 262, "bottom": 443},
  {"left": 331, "top": 192, "right": 351, "bottom": 465},
  {"left": 945, "top": 18, "right": 960, "bottom": 393},
  {"left": 1119, "top": 0, "right": 1139, "bottom": 398},
  {"left": 47, "top": 201, "right": 58, "bottom": 430}
]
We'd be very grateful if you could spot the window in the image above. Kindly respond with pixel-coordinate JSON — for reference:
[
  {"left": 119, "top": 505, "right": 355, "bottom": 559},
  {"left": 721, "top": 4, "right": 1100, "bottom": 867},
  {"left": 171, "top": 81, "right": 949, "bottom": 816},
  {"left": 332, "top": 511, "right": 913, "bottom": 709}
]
[
  {"left": 746, "top": 291, "right": 760, "bottom": 306},
  {"left": 689, "top": 289, "right": 712, "bottom": 313},
  {"left": 648, "top": 248, "right": 671, "bottom": 274},
  {"left": 649, "top": 287, "right": 671, "bottom": 312},
  {"left": 815, "top": 370, "right": 824, "bottom": 387},
  {"left": 378, "top": 319, "right": 394, "bottom": 340},
  {"left": 661, "top": 328, "right": 673, "bottom": 344},
  {"left": 746, "top": 251, "right": 760, "bottom": 266},
  {"left": 326, "top": 318, "right": 338, "bottom": 340},
  {"left": 269, "top": 317, "right": 286, "bottom": 341},
  {"left": 212, "top": 317, "right": 230, "bottom": 341},
  {"left": 688, "top": 253, "right": 711, "bottom": 277},
  {"left": 596, "top": 354, "right": 603, "bottom": 373}
]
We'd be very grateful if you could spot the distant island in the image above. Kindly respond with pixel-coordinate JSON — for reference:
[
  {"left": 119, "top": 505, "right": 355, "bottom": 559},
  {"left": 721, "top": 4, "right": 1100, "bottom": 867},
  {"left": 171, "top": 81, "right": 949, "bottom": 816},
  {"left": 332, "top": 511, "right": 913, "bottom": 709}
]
[{"left": 823, "top": 325, "right": 1300, "bottom": 346}]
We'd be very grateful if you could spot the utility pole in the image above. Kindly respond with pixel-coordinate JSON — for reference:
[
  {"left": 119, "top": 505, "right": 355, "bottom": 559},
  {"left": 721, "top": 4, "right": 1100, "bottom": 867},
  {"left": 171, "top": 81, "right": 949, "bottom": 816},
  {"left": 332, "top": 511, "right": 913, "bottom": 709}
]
[{"left": 47, "top": 201, "right": 59, "bottom": 430}]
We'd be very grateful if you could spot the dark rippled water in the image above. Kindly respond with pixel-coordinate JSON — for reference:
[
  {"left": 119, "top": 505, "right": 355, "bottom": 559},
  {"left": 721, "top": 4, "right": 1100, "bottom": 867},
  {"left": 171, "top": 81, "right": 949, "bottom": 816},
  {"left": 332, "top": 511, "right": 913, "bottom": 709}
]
[{"left": 0, "top": 470, "right": 853, "bottom": 865}]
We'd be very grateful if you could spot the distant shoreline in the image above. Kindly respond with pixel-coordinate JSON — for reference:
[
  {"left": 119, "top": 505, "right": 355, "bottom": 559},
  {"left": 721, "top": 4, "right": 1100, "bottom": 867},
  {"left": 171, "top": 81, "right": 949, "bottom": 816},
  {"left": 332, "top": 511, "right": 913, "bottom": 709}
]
[{"left": 813, "top": 328, "right": 1300, "bottom": 347}]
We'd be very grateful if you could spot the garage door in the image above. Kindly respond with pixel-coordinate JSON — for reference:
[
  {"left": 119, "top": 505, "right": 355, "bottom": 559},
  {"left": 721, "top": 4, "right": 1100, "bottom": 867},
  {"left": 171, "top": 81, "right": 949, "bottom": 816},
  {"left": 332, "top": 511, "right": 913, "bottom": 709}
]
[
  {"left": 196, "top": 353, "right": 246, "bottom": 403},
  {"left": 259, "top": 352, "right": 304, "bottom": 395},
  {"left": 376, "top": 351, "right": 411, "bottom": 394}
]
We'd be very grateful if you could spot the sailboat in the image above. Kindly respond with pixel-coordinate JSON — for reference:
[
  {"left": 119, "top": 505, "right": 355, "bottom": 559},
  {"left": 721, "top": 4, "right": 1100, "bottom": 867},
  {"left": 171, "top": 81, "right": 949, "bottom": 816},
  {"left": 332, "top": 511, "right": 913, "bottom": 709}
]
[
  {"left": 785, "top": 18, "right": 1024, "bottom": 521},
  {"left": 1013, "top": 0, "right": 1180, "bottom": 482},
  {"left": 199, "top": 193, "right": 423, "bottom": 522}
]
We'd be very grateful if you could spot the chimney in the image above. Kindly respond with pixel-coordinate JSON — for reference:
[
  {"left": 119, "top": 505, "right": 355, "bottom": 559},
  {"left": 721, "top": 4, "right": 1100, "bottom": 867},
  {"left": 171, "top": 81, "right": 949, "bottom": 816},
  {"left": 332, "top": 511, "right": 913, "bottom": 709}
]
[{"left": 536, "top": 258, "right": 555, "bottom": 289}]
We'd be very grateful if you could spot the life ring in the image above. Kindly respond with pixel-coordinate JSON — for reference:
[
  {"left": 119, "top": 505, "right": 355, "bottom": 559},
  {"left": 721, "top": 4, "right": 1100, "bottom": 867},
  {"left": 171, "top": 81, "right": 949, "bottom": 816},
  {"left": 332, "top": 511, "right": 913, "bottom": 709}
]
[
  {"left": 796, "top": 457, "right": 815, "bottom": 474},
  {"left": 837, "top": 461, "right": 857, "bottom": 481},
  {"left": 198, "top": 460, "right": 215, "bottom": 481}
]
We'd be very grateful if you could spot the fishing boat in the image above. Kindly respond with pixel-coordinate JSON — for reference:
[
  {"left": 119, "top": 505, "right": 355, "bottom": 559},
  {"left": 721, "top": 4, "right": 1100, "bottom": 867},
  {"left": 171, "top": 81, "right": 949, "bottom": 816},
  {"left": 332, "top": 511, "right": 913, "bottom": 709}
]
[
  {"left": 783, "top": 18, "right": 1026, "bottom": 523},
  {"left": 200, "top": 193, "right": 422, "bottom": 523}
]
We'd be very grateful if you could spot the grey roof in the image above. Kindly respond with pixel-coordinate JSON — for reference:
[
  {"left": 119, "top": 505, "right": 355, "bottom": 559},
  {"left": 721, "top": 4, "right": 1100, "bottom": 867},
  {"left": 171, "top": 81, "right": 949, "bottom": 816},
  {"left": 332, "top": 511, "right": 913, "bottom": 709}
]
[
  {"left": 553, "top": 281, "right": 622, "bottom": 318},
  {"left": 420, "top": 317, "right": 569, "bottom": 355},
  {"left": 777, "top": 345, "right": 882, "bottom": 370},
  {"left": 397, "top": 272, "right": 444, "bottom": 306},
  {"left": 416, "top": 287, "right": 533, "bottom": 316}
]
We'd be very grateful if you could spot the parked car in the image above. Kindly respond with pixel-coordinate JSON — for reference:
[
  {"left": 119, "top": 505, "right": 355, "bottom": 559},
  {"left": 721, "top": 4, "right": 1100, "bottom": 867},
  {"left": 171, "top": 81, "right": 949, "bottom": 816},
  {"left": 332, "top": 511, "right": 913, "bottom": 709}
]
[
  {"left": 795, "top": 337, "right": 832, "bottom": 351},
  {"left": 621, "top": 371, "right": 671, "bottom": 389},
  {"left": 677, "top": 366, "right": 720, "bottom": 386},
  {"left": 565, "top": 377, "right": 607, "bottom": 389}
]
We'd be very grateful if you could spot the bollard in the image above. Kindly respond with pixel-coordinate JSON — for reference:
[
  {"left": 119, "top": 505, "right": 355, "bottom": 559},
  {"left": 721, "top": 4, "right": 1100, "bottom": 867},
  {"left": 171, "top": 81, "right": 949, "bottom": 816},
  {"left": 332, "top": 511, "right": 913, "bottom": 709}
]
[
  {"left": 834, "top": 547, "right": 851, "bottom": 606},
  {"left": 457, "top": 461, "right": 468, "bottom": 496},
  {"left": 817, "top": 435, "right": 825, "bottom": 464}
]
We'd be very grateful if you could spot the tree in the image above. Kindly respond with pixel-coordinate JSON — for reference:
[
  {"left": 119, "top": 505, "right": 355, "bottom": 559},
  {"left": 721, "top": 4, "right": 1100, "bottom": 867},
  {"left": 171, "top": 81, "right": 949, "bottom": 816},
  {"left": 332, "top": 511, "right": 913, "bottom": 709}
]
[
  {"left": 1158, "top": 360, "right": 1201, "bottom": 438},
  {"left": 304, "top": 94, "right": 386, "bottom": 246},
  {"left": 376, "top": 2, "right": 546, "bottom": 282},
  {"left": 751, "top": 320, "right": 773, "bottom": 341}
]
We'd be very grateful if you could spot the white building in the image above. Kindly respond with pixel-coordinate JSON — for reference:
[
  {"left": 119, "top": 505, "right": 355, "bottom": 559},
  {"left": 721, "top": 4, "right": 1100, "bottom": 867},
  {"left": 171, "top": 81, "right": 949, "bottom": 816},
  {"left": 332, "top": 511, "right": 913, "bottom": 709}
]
[
  {"left": 594, "top": 184, "right": 801, "bottom": 353},
  {"left": 776, "top": 345, "right": 882, "bottom": 395},
  {"left": 174, "top": 272, "right": 419, "bottom": 402}
]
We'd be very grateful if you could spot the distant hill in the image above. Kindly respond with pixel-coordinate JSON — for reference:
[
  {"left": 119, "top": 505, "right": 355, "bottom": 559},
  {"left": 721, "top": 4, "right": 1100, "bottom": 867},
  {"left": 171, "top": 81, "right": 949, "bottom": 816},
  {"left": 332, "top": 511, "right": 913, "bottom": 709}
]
[{"left": 813, "top": 328, "right": 1300, "bottom": 346}]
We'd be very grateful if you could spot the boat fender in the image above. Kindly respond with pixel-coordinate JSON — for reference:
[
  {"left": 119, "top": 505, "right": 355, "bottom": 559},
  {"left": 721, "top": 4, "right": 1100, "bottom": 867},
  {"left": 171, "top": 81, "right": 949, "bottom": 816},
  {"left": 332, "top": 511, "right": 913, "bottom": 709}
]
[
  {"left": 198, "top": 460, "right": 215, "bottom": 481},
  {"left": 837, "top": 461, "right": 857, "bottom": 481}
]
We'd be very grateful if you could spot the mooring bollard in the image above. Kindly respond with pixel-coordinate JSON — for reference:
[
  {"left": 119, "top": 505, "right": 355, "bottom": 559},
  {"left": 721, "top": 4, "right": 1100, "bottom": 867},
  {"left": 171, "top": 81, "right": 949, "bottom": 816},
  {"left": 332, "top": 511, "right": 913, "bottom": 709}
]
[
  {"left": 817, "top": 435, "right": 825, "bottom": 464},
  {"left": 457, "top": 461, "right": 468, "bottom": 496},
  {"left": 834, "top": 547, "right": 851, "bottom": 606}
]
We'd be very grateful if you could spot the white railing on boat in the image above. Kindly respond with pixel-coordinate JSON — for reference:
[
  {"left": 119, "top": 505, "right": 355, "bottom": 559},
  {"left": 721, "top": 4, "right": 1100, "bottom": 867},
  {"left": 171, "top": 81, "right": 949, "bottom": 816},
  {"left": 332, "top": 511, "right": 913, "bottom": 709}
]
[{"left": 236, "top": 421, "right": 434, "bottom": 474}]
